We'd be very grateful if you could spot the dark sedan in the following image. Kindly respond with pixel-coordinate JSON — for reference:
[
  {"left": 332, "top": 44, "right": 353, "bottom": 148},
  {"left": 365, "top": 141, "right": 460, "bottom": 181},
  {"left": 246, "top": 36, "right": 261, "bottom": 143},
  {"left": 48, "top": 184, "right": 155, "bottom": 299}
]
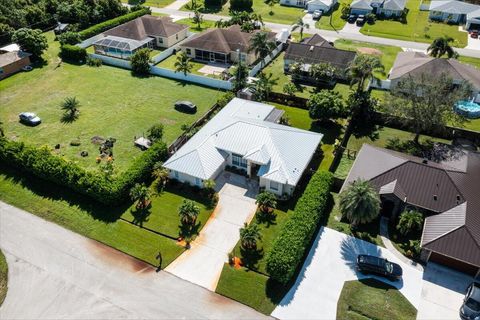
[
  {"left": 460, "top": 282, "right": 480, "bottom": 320},
  {"left": 174, "top": 101, "right": 197, "bottom": 113},
  {"left": 356, "top": 254, "right": 403, "bottom": 281},
  {"left": 348, "top": 14, "right": 357, "bottom": 23},
  {"left": 19, "top": 112, "right": 41, "bottom": 126}
]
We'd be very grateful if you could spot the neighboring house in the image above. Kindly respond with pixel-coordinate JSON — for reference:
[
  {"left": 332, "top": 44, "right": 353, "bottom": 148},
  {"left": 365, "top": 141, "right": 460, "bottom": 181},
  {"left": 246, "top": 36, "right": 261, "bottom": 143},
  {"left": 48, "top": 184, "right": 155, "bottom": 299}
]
[
  {"left": 0, "top": 50, "right": 31, "bottom": 80},
  {"left": 388, "top": 51, "right": 480, "bottom": 100},
  {"left": 350, "top": 0, "right": 406, "bottom": 17},
  {"left": 342, "top": 143, "right": 480, "bottom": 276},
  {"left": 179, "top": 25, "right": 277, "bottom": 66},
  {"left": 93, "top": 15, "right": 189, "bottom": 59},
  {"left": 280, "top": 0, "right": 337, "bottom": 13},
  {"left": 429, "top": 0, "right": 480, "bottom": 29},
  {"left": 164, "top": 98, "right": 322, "bottom": 197},
  {"left": 284, "top": 34, "right": 356, "bottom": 82}
]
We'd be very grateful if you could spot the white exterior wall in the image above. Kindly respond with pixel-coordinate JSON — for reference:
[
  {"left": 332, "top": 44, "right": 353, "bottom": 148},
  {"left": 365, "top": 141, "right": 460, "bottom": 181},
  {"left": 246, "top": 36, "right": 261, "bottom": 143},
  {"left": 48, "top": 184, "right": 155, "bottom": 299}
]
[
  {"left": 280, "top": 0, "right": 307, "bottom": 7},
  {"left": 169, "top": 161, "right": 226, "bottom": 188},
  {"left": 259, "top": 177, "right": 290, "bottom": 196}
]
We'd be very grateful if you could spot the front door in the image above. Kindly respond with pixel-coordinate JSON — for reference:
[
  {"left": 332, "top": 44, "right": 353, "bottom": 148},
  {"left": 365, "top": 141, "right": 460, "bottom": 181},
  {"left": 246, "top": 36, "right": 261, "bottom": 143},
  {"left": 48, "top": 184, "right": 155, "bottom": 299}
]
[{"left": 209, "top": 52, "right": 215, "bottom": 62}]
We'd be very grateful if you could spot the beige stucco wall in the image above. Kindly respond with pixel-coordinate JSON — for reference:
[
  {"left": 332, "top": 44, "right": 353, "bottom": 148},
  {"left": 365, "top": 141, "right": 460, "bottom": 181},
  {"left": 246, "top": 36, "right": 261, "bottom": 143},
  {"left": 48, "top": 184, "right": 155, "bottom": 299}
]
[
  {"left": 0, "top": 56, "right": 31, "bottom": 80},
  {"left": 155, "top": 29, "right": 188, "bottom": 48}
]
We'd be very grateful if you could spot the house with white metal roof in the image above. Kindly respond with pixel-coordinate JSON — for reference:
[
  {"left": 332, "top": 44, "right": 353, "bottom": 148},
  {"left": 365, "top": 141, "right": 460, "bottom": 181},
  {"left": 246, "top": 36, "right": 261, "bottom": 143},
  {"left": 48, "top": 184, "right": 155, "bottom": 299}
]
[
  {"left": 429, "top": 0, "right": 480, "bottom": 29},
  {"left": 350, "top": 0, "right": 406, "bottom": 17},
  {"left": 280, "top": 0, "right": 338, "bottom": 13},
  {"left": 164, "top": 98, "right": 323, "bottom": 196}
]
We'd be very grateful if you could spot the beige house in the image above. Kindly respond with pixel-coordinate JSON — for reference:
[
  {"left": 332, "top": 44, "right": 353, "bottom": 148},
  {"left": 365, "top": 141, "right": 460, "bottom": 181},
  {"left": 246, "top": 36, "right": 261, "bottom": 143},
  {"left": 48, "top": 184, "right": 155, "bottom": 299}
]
[
  {"left": 179, "top": 25, "right": 277, "bottom": 65},
  {"left": 0, "top": 50, "right": 31, "bottom": 80}
]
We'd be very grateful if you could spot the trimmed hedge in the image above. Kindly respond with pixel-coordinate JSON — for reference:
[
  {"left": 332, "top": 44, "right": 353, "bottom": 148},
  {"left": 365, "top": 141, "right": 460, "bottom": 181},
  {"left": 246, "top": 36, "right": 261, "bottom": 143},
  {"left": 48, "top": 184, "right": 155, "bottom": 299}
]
[
  {"left": 266, "top": 170, "right": 333, "bottom": 284},
  {"left": 60, "top": 44, "right": 87, "bottom": 63},
  {"left": 79, "top": 8, "right": 151, "bottom": 40},
  {"left": 0, "top": 138, "right": 168, "bottom": 205}
]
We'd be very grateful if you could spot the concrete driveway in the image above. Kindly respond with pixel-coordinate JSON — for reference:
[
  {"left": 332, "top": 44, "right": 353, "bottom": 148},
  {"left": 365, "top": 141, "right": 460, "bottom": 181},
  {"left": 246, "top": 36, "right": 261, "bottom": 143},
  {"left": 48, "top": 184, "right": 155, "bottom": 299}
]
[
  {"left": 0, "top": 201, "right": 268, "bottom": 319},
  {"left": 272, "top": 227, "right": 423, "bottom": 320},
  {"left": 166, "top": 172, "right": 258, "bottom": 291}
]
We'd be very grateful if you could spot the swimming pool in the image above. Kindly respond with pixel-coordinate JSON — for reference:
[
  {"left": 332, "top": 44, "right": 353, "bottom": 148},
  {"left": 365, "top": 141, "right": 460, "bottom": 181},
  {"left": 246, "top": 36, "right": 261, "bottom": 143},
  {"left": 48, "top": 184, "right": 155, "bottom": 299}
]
[{"left": 455, "top": 100, "right": 480, "bottom": 119}]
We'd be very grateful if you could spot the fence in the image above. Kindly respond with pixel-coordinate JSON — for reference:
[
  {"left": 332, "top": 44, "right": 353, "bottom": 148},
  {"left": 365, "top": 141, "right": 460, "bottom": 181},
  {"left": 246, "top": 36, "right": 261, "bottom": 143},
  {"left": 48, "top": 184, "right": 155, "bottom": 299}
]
[
  {"left": 150, "top": 32, "right": 197, "bottom": 64},
  {"left": 249, "top": 42, "right": 284, "bottom": 77},
  {"left": 89, "top": 53, "right": 132, "bottom": 69},
  {"left": 368, "top": 79, "right": 391, "bottom": 90}
]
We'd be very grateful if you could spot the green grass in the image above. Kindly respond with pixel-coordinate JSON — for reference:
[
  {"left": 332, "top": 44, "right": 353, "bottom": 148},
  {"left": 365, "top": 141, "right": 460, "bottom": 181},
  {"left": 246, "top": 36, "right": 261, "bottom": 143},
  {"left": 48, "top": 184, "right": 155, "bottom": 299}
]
[
  {"left": 337, "top": 278, "right": 417, "bottom": 320},
  {"left": 360, "top": 0, "right": 468, "bottom": 47},
  {"left": 174, "top": 18, "right": 217, "bottom": 32},
  {"left": 334, "top": 154, "right": 355, "bottom": 179},
  {"left": 458, "top": 55, "right": 480, "bottom": 69},
  {"left": 216, "top": 264, "right": 288, "bottom": 315},
  {"left": 121, "top": 0, "right": 176, "bottom": 8},
  {"left": 333, "top": 39, "right": 403, "bottom": 79},
  {"left": 315, "top": 0, "right": 352, "bottom": 31},
  {"left": 0, "top": 250, "right": 7, "bottom": 307},
  {"left": 156, "top": 53, "right": 227, "bottom": 78},
  {"left": 0, "top": 32, "right": 223, "bottom": 173}
]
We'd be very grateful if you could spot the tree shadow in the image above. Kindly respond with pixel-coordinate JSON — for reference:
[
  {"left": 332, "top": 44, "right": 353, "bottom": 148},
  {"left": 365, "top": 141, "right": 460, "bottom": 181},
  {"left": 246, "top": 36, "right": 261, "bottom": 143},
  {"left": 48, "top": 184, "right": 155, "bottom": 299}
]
[
  {"left": 179, "top": 220, "right": 202, "bottom": 238},
  {"left": 60, "top": 112, "right": 79, "bottom": 124},
  {"left": 130, "top": 205, "right": 152, "bottom": 227},
  {"left": 239, "top": 246, "right": 264, "bottom": 269},
  {"left": 255, "top": 209, "right": 277, "bottom": 227},
  {"left": 310, "top": 120, "right": 344, "bottom": 145}
]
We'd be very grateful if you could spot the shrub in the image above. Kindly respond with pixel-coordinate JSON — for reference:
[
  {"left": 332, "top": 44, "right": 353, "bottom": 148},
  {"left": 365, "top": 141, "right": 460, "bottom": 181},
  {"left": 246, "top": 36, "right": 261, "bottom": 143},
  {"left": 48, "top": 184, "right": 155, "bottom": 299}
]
[
  {"left": 230, "top": 0, "right": 253, "bottom": 11},
  {"left": 266, "top": 171, "right": 333, "bottom": 284},
  {"left": 60, "top": 45, "right": 87, "bottom": 63},
  {"left": 131, "top": 48, "right": 151, "bottom": 75},
  {"left": 86, "top": 57, "right": 102, "bottom": 67},
  {"left": 58, "top": 31, "right": 81, "bottom": 45},
  {"left": 147, "top": 124, "right": 164, "bottom": 142},
  {"left": 78, "top": 8, "right": 150, "bottom": 40},
  {"left": 397, "top": 209, "right": 423, "bottom": 236}
]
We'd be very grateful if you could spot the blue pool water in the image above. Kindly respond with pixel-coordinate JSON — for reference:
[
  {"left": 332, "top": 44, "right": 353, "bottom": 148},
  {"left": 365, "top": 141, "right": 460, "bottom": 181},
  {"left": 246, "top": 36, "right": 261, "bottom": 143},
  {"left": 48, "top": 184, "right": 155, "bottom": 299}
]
[{"left": 455, "top": 100, "right": 480, "bottom": 119}]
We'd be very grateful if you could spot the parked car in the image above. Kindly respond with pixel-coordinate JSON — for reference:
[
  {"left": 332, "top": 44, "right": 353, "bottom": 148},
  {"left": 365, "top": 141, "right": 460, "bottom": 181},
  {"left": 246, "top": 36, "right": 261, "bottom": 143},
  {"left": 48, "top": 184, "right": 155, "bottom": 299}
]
[
  {"left": 312, "top": 10, "right": 322, "bottom": 20},
  {"left": 19, "top": 112, "right": 41, "bottom": 126},
  {"left": 356, "top": 15, "right": 366, "bottom": 26},
  {"left": 348, "top": 14, "right": 357, "bottom": 23},
  {"left": 174, "top": 101, "right": 197, "bottom": 113},
  {"left": 471, "top": 30, "right": 479, "bottom": 39},
  {"left": 21, "top": 65, "right": 33, "bottom": 72},
  {"left": 356, "top": 254, "right": 403, "bottom": 281},
  {"left": 460, "top": 282, "right": 480, "bottom": 320}
]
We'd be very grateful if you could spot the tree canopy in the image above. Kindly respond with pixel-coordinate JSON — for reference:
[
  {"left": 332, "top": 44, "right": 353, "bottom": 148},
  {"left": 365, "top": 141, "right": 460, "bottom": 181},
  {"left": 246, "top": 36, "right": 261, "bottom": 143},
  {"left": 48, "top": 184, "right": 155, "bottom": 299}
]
[
  {"left": 308, "top": 90, "right": 347, "bottom": 122},
  {"left": 12, "top": 28, "right": 48, "bottom": 58},
  {"left": 131, "top": 48, "right": 152, "bottom": 76},
  {"left": 339, "top": 179, "right": 380, "bottom": 227}
]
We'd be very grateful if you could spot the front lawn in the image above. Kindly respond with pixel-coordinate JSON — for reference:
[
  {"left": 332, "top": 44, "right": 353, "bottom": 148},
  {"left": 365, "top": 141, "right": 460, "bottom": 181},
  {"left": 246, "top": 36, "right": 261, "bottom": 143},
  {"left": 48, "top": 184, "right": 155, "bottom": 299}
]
[
  {"left": 337, "top": 278, "right": 417, "bottom": 320},
  {"left": 174, "top": 18, "right": 217, "bottom": 32},
  {"left": 315, "top": 0, "right": 352, "bottom": 31},
  {"left": 360, "top": 0, "right": 468, "bottom": 47},
  {"left": 458, "top": 55, "right": 480, "bottom": 69},
  {"left": 0, "top": 250, "right": 7, "bottom": 307},
  {"left": 0, "top": 32, "right": 222, "bottom": 173}
]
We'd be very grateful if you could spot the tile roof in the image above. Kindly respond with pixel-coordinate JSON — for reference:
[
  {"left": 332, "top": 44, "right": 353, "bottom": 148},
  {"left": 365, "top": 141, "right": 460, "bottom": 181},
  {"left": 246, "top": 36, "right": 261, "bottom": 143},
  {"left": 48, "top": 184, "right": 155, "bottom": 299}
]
[{"left": 0, "top": 50, "right": 31, "bottom": 67}]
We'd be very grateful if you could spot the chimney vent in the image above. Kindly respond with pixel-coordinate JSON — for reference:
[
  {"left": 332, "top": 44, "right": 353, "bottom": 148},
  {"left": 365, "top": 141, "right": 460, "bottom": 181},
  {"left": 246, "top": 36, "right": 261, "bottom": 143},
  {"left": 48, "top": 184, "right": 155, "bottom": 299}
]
[
  {"left": 433, "top": 195, "right": 438, "bottom": 201},
  {"left": 422, "top": 159, "right": 428, "bottom": 164}
]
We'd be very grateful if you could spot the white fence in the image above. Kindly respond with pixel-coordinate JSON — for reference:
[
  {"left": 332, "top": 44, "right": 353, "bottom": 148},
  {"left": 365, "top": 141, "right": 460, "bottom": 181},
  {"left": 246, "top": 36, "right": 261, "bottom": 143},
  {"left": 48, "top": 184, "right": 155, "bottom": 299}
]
[
  {"left": 249, "top": 43, "right": 284, "bottom": 77},
  {"left": 150, "top": 32, "right": 197, "bottom": 64},
  {"left": 368, "top": 79, "right": 391, "bottom": 90}
]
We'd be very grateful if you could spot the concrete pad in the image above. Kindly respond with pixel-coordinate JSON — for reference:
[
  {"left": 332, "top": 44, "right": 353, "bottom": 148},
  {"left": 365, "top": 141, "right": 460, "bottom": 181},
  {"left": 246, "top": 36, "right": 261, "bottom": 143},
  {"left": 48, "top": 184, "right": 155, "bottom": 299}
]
[
  {"left": 198, "top": 65, "right": 228, "bottom": 76},
  {"left": 466, "top": 36, "right": 480, "bottom": 50}
]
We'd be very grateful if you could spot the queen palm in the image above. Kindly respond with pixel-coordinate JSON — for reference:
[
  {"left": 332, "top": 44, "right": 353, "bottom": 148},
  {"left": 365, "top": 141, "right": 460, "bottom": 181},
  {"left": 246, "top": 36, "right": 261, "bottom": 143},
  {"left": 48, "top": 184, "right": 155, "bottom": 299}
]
[
  {"left": 239, "top": 223, "right": 262, "bottom": 249},
  {"left": 339, "top": 179, "right": 380, "bottom": 227},
  {"left": 248, "top": 32, "right": 276, "bottom": 68},
  {"left": 178, "top": 200, "right": 200, "bottom": 225},
  {"left": 129, "top": 183, "right": 152, "bottom": 209},
  {"left": 292, "top": 18, "right": 310, "bottom": 41},
  {"left": 255, "top": 191, "right": 277, "bottom": 214},
  {"left": 347, "top": 54, "right": 384, "bottom": 94},
  {"left": 252, "top": 72, "right": 278, "bottom": 101},
  {"left": 428, "top": 36, "right": 457, "bottom": 58},
  {"left": 174, "top": 51, "right": 193, "bottom": 76},
  {"left": 152, "top": 162, "right": 169, "bottom": 188}
]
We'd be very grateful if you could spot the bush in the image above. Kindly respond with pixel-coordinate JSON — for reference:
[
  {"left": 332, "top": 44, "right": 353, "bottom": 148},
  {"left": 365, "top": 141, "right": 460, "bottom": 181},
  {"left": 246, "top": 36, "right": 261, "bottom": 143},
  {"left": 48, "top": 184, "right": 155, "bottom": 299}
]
[
  {"left": 86, "top": 57, "right": 103, "bottom": 67},
  {"left": 131, "top": 48, "right": 151, "bottom": 75},
  {"left": 58, "top": 32, "right": 81, "bottom": 45},
  {"left": 266, "top": 171, "right": 333, "bottom": 284},
  {"left": 60, "top": 45, "right": 87, "bottom": 63},
  {"left": 230, "top": 0, "right": 253, "bottom": 11},
  {"left": 78, "top": 8, "right": 150, "bottom": 40}
]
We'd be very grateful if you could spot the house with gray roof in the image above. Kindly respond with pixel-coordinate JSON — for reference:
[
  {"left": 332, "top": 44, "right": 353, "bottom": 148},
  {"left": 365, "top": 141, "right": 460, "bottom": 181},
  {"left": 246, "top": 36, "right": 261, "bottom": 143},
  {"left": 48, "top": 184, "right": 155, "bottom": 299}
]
[
  {"left": 350, "top": 0, "right": 406, "bottom": 17},
  {"left": 343, "top": 143, "right": 480, "bottom": 276},
  {"left": 164, "top": 98, "right": 322, "bottom": 197},
  {"left": 429, "top": 0, "right": 480, "bottom": 29},
  {"left": 280, "top": 0, "right": 338, "bottom": 13}
]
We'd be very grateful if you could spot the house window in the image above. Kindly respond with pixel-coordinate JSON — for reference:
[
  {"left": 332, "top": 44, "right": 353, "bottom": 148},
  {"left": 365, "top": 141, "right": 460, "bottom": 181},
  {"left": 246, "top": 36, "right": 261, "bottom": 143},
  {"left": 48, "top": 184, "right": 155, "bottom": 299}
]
[
  {"left": 232, "top": 153, "right": 248, "bottom": 168},
  {"left": 239, "top": 53, "right": 246, "bottom": 62},
  {"left": 186, "top": 48, "right": 191, "bottom": 55},
  {"left": 270, "top": 181, "right": 279, "bottom": 191},
  {"left": 158, "top": 38, "right": 163, "bottom": 43},
  {"left": 195, "top": 177, "right": 202, "bottom": 186}
]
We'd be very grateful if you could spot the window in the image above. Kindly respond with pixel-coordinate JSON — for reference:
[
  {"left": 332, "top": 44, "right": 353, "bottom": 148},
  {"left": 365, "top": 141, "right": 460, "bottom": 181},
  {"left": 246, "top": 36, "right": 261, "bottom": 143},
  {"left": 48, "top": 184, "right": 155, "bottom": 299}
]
[
  {"left": 195, "top": 177, "right": 202, "bottom": 186},
  {"left": 270, "top": 181, "right": 279, "bottom": 191},
  {"left": 239, "top": 53, "right": 246, "bottom": 62},
  {"left": 158, "top": 38, "right": 163, "bottom": 43},
  {"left": 232, "top": 153, "right": 247, "bottom": 168},
  {"left": 186, "top": 48, "right": 191, "bottom": 55}
]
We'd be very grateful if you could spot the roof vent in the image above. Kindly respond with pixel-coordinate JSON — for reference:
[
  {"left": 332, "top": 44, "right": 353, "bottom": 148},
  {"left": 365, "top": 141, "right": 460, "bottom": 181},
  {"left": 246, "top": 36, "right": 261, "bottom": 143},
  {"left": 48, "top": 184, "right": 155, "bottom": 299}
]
[
  {"left": 309, "top": 45, "right": 314, "bottom": 52},
  {"left": 457, "top": 195, "right": 461, "bottom": 201},
  {"left": 433, "top": 195, "right": 438, "bottom": 201},
  {"left": 422, "top": 159, "right": 428, "bottom": 164}
]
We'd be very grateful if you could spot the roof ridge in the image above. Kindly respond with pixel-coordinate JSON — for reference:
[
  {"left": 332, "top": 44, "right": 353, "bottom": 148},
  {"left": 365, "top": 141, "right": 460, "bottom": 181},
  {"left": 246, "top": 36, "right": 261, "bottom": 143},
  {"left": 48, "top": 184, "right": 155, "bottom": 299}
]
[{"left": 288, "top": 42, "right": 353, "bottom": 54}]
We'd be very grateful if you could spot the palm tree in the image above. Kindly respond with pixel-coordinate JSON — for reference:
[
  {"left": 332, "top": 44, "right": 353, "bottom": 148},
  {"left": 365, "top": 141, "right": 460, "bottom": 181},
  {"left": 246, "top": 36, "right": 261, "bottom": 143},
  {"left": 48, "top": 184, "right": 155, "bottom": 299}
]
[
  {"left": 347, "top": 54, "right": 384, "bottom": 94},
  {"left": 174, "top": 51, "right": 193, "bottom": 76},
  {"left": 292, "top": 18, "right": 310, "bottom": 41},
  {"left": 178, "top": 199, "right": 200, "bottom": 225},
  {"left": 152, "top": 161, "right": 169, "bottom": 188},
  {"left": 397, "top": 209, "right": 423, "bottom": 236},
  {"left": 239, "top": 222, "right": 262, "bottom": 249},
  {"left": 203, "top": 179, "right": 216, "bottom": 192},
  {"left": 248, "top": 32, "right": 276, "bottom": 67},
  {"left": 252, "top": 72, "right": 278, "bottom": 101},
  {"left": 192, "top": 7, "right": 203, "bottom": 30},
  {"left": 255, "top": 191, "right": 277, "bottom": 214},
  {"left": 264, "top": 0, "right": 279, "bottom": 15},
  {"left": 428, "top": 36, "right": 457, "bottom": 58},
  {"left": 61, "top": 96, "right": 80, "bottom": 118},
  {"left": 215, "top": 19, "right": 225, "bottom": 28},
  {"left": 232, "top": 60, "right": 249, "bottom": 92},
  {"left": 339, "top": 179, "right": 380, "bottom": 227},
  {"left": 129, "top": 183, "right": 152, "bottom": 209}
]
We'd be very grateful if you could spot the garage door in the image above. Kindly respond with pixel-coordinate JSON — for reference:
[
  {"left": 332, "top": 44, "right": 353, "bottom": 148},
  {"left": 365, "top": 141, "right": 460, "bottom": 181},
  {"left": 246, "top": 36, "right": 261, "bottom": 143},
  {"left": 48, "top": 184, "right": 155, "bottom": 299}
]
[
  {"left": 429, "top": 252, "right": 479, "bottom": 276},
  {"left": 469, "top": 23, "right": 480, "bottom": 31}
]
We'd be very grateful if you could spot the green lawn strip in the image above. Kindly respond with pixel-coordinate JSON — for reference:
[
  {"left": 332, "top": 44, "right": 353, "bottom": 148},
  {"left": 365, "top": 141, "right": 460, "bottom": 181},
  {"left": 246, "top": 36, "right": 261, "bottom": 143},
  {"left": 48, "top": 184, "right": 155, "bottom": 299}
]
[
  {"left": 315, "top": 0, "right": 352, "bottom": 31},
  {"left": 121, "top": 0, "right": 176, "bottom": 8},
  {"left": 360, "top": 0, "right": 467, "bottom": 47},
  {"left": 458, "top": 55, "right": 480, "bottom": 69},
  {"left": 333, "top": 39, "right": 403, "bottom": 79},
  {"left": 175, "top": 18, "right": 217, "bottom": 32},
  {"left": 121, "top": 184, "right": 213, "bottom": 239},
  {"left": 0, "top": 250, "right": 7, "bottom": 307},
  {"left": 216, "top": 264, "right": 289, "bottom": 315},
  {"left": 337, "top": 278, "right": 417, "bottom": 320},
  {"left": 0, "top": 165, "right": 184, "bottom": 268},
  {"left": 334, "top": 154, "right": 355, "bottom": 179},
  {"left": 0, "top": 31, "right": 222, "bottom": 173}
]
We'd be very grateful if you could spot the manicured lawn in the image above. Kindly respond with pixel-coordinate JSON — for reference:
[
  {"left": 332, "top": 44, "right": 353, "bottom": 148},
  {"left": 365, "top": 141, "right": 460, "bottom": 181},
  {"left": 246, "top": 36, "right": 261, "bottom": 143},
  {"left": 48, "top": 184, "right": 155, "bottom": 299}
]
[
  {"left": 360, "top": 0, "right": 468, "bottom": 47},
  {"left": 337, "top": 278, "right": 417, "bottom": 320},
  {"left": 333, "top": 39, "right": 403, "bottom": 79},
  {"left": 156, "top": 53, "right": 228, "bottom": 78},
  {"left": 458, "top": 55, "right": 480, "bottom": 69},
  {"left": 216, "top": 264, "right": 288, "bottom": 315},
  {"left": 315, "top": 0, "right": 352, "bottom": 31},
  {"left": 0, "top": 165, "right": 184, "bottom": 269},
  {"left": 0, "top": 32, "right": 223, "bottom": 173},
  {"left": 463, "top": 119, "right": 480, "bottom": 132},
  {"left": 0, "top": 250, "right": 7, "bottom": 307},
  {"left": 333, "top": 153, "right": 355, "bottom": 179},
  {"left": 174, "top": 18, "right": 217, "bottom": 32},
  {"left": 121, "top": 0, "right": 176, "bottom": 8}
]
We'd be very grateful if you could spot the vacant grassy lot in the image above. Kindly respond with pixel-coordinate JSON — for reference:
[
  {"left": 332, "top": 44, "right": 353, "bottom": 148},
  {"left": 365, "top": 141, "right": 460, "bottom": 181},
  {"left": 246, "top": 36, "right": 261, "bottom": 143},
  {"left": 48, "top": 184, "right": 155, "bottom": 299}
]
[
  {"left": 315, "top": 0, "right": 352, "bottom": 31},
  {"left": 337, "top": 279, "right": 417, "bottom": 320},
  {"left": 0, "top": 32, "right": 222, "bottom": 172},
  {"left": 360, "top": 0, "right": 467, "bottom": 47},
  {"left": 0, "top": 250, "right": 7, "bottom": 307}
]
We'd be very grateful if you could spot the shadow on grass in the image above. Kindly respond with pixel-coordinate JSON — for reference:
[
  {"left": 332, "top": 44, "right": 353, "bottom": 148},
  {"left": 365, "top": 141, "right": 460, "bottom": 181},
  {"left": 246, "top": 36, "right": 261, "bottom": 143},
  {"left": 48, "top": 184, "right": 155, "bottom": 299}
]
[
  {"left": 255, "top": 209, "right": 277, "bottom": 227},
  {"left": 240, "top": 246, "right": 264, "bottom": 270},
  {"left": 310, "top": 119, "right": 344, "bottom": 144},
  {"left": 166, "top": 182, "right": 215, "bottom": 210},
  {"left": 130, "top": 205, "right": 152, "bottom": 227},
  {"left": 60, "top": 112, "right": 79, "bottom": 124},
  {"left": 179, "top": 220, "right": 202, "bottom": 238}
]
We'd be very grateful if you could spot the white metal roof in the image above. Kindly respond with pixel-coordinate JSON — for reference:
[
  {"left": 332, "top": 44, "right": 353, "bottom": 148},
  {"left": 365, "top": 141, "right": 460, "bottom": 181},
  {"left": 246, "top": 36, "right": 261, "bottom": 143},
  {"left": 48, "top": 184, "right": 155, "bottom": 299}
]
[
  {"left": 164, "top": 98, "right": 323, "bottom": 185},
  {"left": 430, "top": 0, "right": 480, "bottom": 14}
]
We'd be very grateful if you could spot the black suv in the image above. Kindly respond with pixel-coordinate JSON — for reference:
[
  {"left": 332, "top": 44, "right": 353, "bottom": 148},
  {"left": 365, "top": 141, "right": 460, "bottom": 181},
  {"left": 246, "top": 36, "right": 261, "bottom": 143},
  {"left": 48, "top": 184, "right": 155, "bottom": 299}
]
[
  {"left": 174, "top": 101, "right": 197, "bottom": 113},
  {"left": 460, "top": 282, "right": 480, "bottom": 320},
  {"left": 356, "top": 254, "right": 403, "bottom": 281}
]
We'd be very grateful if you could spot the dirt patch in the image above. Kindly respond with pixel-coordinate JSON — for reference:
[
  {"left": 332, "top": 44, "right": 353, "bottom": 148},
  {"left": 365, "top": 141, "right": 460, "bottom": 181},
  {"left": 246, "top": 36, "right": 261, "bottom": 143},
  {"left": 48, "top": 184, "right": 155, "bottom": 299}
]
[
  {"left": 159, "top": 118, "right": 176, "bottom": 125},
  {"left": 90, "top": 136, "right": 105, "bottom": 145},
  {"left": 357, "top": 47, "right": 383, "bottom": 55}
]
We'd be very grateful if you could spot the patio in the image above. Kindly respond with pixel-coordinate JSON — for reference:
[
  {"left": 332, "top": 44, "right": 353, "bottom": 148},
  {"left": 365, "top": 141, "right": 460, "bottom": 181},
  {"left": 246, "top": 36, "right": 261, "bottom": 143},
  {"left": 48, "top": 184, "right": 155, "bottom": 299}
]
[{"left": 156, "top": 54, "right": 232, "bottom": 79}]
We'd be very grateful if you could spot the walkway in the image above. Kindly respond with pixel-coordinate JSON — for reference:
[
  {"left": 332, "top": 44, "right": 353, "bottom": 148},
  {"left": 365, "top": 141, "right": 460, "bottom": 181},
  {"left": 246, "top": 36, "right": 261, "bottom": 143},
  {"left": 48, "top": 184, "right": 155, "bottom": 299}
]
[
  {"left": 0, "top": 201, "right": 268, "bottom": 319},
  {"left": 165, "top": 172, "right": 258, "bottom": 291}
]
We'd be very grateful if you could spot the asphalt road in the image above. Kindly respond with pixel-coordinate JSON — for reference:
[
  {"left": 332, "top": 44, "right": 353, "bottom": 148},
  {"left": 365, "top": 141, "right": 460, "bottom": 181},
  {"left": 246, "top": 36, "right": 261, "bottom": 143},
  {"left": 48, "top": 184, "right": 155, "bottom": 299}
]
[{"left": 0, "top": 201, "right": 270, "bottom": 319}]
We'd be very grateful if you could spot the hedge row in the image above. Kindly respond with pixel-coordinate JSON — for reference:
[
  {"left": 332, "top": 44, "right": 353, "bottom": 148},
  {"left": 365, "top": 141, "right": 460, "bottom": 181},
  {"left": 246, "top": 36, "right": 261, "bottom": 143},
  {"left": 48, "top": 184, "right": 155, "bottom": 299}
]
[
  {"left": 0, "top": 138, "right": 168, "bottom": 205},
  {"left": 60, "top": 44, "right": 87, "bottom": 63},
  {"left": 266, "top": 170, "right": 334, "bottom": 284},
  {"left": 79, "top": 7, "right": 151, "bottom": 40}
]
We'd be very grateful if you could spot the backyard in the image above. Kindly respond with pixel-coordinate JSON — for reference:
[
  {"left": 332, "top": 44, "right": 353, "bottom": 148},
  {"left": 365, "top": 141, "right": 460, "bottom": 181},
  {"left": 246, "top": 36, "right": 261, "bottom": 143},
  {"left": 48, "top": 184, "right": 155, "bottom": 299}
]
[
  {"left": 0, "top": 32, "right": 223, "bottom": 173},
  {"left": 315, "top": 0, "right": 352, "bottom": 31},
  {"left": 174, "top": 18, "right": 217, "bottom": 32},
  {"left": 156, "top": 53, "right": 231, "bottom": 78},
  {"left": 360, "top": 0, "right": 468, "bottom": 47}
]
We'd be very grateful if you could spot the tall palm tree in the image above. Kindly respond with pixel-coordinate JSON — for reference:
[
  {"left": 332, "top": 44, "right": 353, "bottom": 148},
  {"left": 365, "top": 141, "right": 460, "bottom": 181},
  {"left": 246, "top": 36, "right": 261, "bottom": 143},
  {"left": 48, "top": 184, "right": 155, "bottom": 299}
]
[
  {"left": 428, "top": 36, "right": 457, "bottom": 58},
  {"left": 292, "top": 18, "right": 310, "bottom": 41},
  {"left": 61, "top": 96, "right": 80, "bottom": 118},
  {"left": 174, "top": 51, "right": 193, "bottom": 76},
  {"left": 252, "top": 72, "right": 278, "bottom": 101},
  {"left": 178, "top": 199, "right": 200, "bottom": 225},
  {"left": 397, "top": 209, "right": 423, "bottom": 236},
  {"left": 339, "top": 179, "right": 380, "bottom": 227},
  {"left": 129, "top": 183, "right": 152, "bottom": 209},
  {"left": 264, "top": 0, "right": 279, "bottom": 15},
  {"left": 248, "top": 32, "right": 276, "bottom": 67},
  {"left": 347, "top": 54, "right": 384, "bottom": 94},
  {"left": 152, "top": 162, "right": 169, "bottom": 188},
  {"left": 255, "top": 191, "right": 277, "bottom": 214},
  {"left": 239, "top": 222, "right": 262, "bottom": 249}
]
